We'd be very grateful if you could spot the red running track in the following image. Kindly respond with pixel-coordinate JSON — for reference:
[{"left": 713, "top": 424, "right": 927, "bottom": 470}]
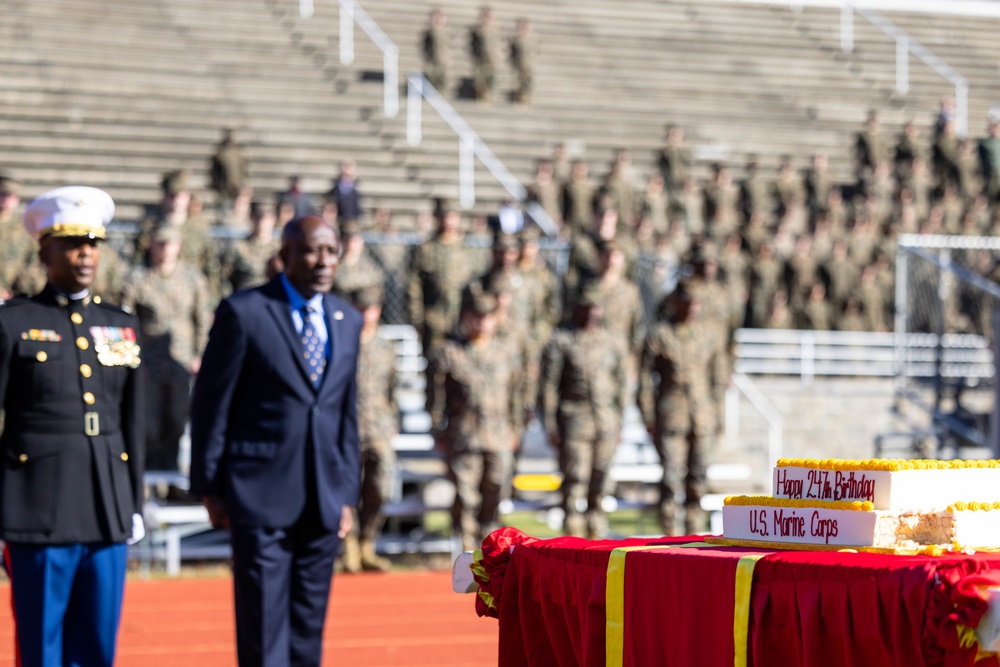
[{"left": 0, "top": 571, "right": 498, "bottom": 666}]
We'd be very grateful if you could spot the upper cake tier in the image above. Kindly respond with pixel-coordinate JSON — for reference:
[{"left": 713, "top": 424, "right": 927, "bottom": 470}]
[{"left": 772, "top": 459, "right": 1000, "bottom": 511}]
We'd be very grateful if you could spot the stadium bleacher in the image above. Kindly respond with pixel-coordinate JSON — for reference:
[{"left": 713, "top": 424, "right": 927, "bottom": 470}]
[{"left": 4, "top": 0, "right": 999, "bottom": 224}]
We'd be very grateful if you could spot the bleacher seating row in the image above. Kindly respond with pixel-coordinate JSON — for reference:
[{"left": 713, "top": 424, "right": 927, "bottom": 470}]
[{"left": 5, "top": 0, "right": 1000, "bottom": 224}]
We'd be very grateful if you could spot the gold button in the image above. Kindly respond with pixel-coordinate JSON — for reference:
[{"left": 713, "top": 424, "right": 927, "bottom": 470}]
[
  {"left": 93, "top": 296, "right": 102, "bottom": 304},
  {"left": 76, "top": 337, "right": 89, "bottom": 350},
  {"left": 80, "top": 364, "right": 92, "bottom": 378},
  {"left": 36, "top": 351, "right": 48, "bottom": 362},
  {"left": 120, "top": 453, "right": 129, "bottom": 462},
  {"left": 71, "top": 313, "right": 83, "bottom": 325},
  {"left": 18, "top": 454, "right": 27, "bottom": 463},
  {"left": 83, "top": 392, "right": 95, "bottom": 405}
]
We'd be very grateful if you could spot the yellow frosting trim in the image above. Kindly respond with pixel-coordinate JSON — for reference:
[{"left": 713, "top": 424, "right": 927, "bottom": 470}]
[
  {"left": 776, "top": 458, "right": 1000, "bottom": 472},
  {"left": 724, "top": 495, "right": 874, "bottom": 512},
  {"left": 948, "top": 501, "right": 1000, "bottom": 512}
]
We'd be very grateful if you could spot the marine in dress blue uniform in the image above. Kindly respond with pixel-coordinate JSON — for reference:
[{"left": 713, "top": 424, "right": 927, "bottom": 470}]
[{"left": 0, "top": 187, "right": 145, "bottom": 667}]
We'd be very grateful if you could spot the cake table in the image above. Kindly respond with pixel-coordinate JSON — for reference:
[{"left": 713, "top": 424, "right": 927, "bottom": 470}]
[{"left": 467, "top": 528, "right": 1000, "bottom": 667}]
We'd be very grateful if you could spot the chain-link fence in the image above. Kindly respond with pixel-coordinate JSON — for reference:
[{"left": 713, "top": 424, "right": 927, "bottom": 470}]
[
  {"left": 364, "top": 233, "right": 679, "bottom": 328},
  {"left": 895, "top": 235, "right": 1000, "bottom": 456}
]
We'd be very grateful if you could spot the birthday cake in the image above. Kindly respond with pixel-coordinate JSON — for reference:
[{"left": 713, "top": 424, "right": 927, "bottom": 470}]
[{"left": 719, "top": 459, "right": 1000, "bottom": 553}]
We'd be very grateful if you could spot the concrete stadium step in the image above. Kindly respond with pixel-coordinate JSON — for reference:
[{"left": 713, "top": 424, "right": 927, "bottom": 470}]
[{"left": 4, "top": 0, "right": 998, "bottom": 223}]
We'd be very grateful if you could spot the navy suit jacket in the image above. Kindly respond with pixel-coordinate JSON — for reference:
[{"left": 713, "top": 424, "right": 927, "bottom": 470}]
[{"left": 189, "top": 277, "right": 362, "bottom": 531}]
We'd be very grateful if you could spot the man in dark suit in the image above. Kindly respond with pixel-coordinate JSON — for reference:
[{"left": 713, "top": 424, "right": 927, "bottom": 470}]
[
  {"left": 190, "top": 214, "right": 361, "bottom": 667},
  {"left": 0, "top": 186, "right": 145, "bottom": 667}
]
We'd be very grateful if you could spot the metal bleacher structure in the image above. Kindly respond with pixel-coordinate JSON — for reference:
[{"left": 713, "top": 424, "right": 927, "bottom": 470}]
[
  {"left": 9, "top": 0, "right": 1000, "bottom": 569},
  {"left": 6, "top": 0, "right": 1000, "bottom": 217}
]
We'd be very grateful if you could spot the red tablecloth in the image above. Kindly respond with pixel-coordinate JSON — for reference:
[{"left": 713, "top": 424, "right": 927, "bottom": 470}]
[{"left": 476, "top": 530, "right": 1000, "bottom": 667}]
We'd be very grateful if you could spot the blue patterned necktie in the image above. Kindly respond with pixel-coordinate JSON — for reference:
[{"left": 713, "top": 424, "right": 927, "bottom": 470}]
[{"left": 300, "top": 305, "right": 326, "bottom": 388}]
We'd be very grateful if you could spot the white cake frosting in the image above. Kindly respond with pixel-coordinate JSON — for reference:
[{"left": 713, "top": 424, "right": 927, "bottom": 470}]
[
  {"left": 723, "top": 500, "right": 1000, "bottom": 550},
  {"left": 772, "top": 465, "right": 1000, "bottom": 510}
]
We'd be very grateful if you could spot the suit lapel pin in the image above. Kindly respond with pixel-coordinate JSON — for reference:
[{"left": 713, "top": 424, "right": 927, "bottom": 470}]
[{"left": 333, "top": 310, "right": 344, "bottom": 321}]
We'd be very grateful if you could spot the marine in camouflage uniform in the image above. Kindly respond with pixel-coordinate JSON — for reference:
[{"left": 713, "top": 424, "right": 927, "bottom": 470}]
[
  {"left": 561, "top": 160, "right": 596, "bottom": 236},
  {"left": 855, "top": 111, "right": 886, "bottom": 174},
  {"left": 600, "top": 155, "right": 639, "bottom": 228},
  {"left": 341, "top": 287, "right": 397, "bottom": 573},
  {"left": 686, "top": 247, "right": 733, "bottom": 435},
  {"left": 656, "top": 125, "right": 691, "bottom": 195},
  {"left": 208, "top": 128, "right": 249, "bottom": 211},
  {"left": 739, "top": 158, "right": 772, "bottom": 223},
  {"left": 422, "top": 9, "right": 450, "bottom": 91},
  {"left": 134, "top": 170, "right": 223, "bottom": 305},
  {"left": 469, "top": 7, "right": 500, "bottom": 102},
  {"left": 718, "top": 233, "right": 750, "bottom": 328},
  {"left": 526, "top": 161, "right": 562, "bottom": 228},
  {"left": 541, "top": 288, "right": 627, "bottom": 538},
  {"left": 428, "top": 293, "right": 515, "bottom": 550},
  {"left": 509, "top": 18, "right": 536, "bottom": 104},
  {"left": 0, "top": 174, "right": 31, "bottom": 301},
  {"left": 822, "top": 239, "right": 860, "bottom": 315},
  {"left": 703, "top": 164, "right": 740, "bottom": 241},
  {"left": 748, "top": 242, "right": 783, "bottom": 329},
  {"left": 121, "top": 226, "right": 212, "bottom": 471},
  {"left": 516, "top": 227, "right": 560, "bottom": 418},
  {"left": 638, "top": 285, "right": 716, "bottom": 535},
  {"left": 799, "top": 282, "right": 832, "bottom": 330},
  {"left": 407, "top": 207, "right": 477, "bottom": 362},
  {"left": 576, "top": 239, "right": 644, "bottom": 375},
  {"left": 332, "top": 220, "right": 384, "bottom": 300},
  {"left": 224, "top": 199, "right": 279, "bottom": 294},
  {"left": 980, "top": 121, "right": 1000, "bottom": 202},
  {"left": 563, "top": 208, "right": 638, "bottom": 318},
  {"left": 463, "top": 232, "right": 536, "bottom": 440}
]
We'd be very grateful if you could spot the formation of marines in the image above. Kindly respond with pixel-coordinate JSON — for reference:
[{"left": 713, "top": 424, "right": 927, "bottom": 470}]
[{"left": 9, "top": 99, "right": 1000, "bottom": 557}]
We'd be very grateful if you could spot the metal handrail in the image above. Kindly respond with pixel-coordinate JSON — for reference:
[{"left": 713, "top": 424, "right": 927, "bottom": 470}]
[
  {"left": 726, "top": 372, "right": 785, "bottom": 471},
  {"left": 406, "top": 73, "right": 558, "bottom": 235},
  {"left": 849, "top": 7, "right": 969, "bottom": 137},
  {"left": 310, "top": 0, "right": 399, "bottom": 118},
  {"left": 739, "top": 0, "right": 970, "bottom": 136}
]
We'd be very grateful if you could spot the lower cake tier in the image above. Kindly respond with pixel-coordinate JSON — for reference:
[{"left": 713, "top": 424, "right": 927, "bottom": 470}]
[{"left": 722, "top": 499, "right": 1000, "bottom": 551}]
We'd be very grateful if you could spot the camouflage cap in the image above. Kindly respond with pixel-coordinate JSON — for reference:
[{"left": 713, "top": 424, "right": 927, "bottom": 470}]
[
  {"left": 687, "top": 243, "right": 717, "bottom": 265},
  {"left": 0, "top": 171, "right": 22, "bottom": 196},
  {"left": 433, "top": 197, "right": 454, "bottom": 218},
  {"left": 150, "top": 223, "right": 183, "bottom": 244},
  {"left": 250, "top": 197, "right": 277, "bottom": 217},
  {"left": 340, "top": 219, "right": 363, "bottom": 238},
  {"left": 576, "top": 282, "right": 603, "bottom": 308},
  {"left": 596, "top": 237, "right": 619, "bottom": 255},
  {"left": 493, "top": 231, "right": 519, "bottom": 251},
  {"left": 161, "top": 169, "right": 191, "bottom": 195},
  {"left": 464, "top": 291, "right": 499, "bottom": 317},
  {"left": 658, "top": 282, "right": 695, "bottom": 319},
  {"left": 351, "top": 286, "right": 383, "bottom": 309},
  {"left": 519, "top": 224, "right": 540, "bottom": 244}
]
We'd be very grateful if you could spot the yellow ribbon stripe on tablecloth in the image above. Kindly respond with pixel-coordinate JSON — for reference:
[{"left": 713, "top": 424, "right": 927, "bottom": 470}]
[
  {"left": 733, "top": 554, "right": 765, "bottom": 667},
  {"left": 605, "top": 543, "right": 714, "bottom": 667}
]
